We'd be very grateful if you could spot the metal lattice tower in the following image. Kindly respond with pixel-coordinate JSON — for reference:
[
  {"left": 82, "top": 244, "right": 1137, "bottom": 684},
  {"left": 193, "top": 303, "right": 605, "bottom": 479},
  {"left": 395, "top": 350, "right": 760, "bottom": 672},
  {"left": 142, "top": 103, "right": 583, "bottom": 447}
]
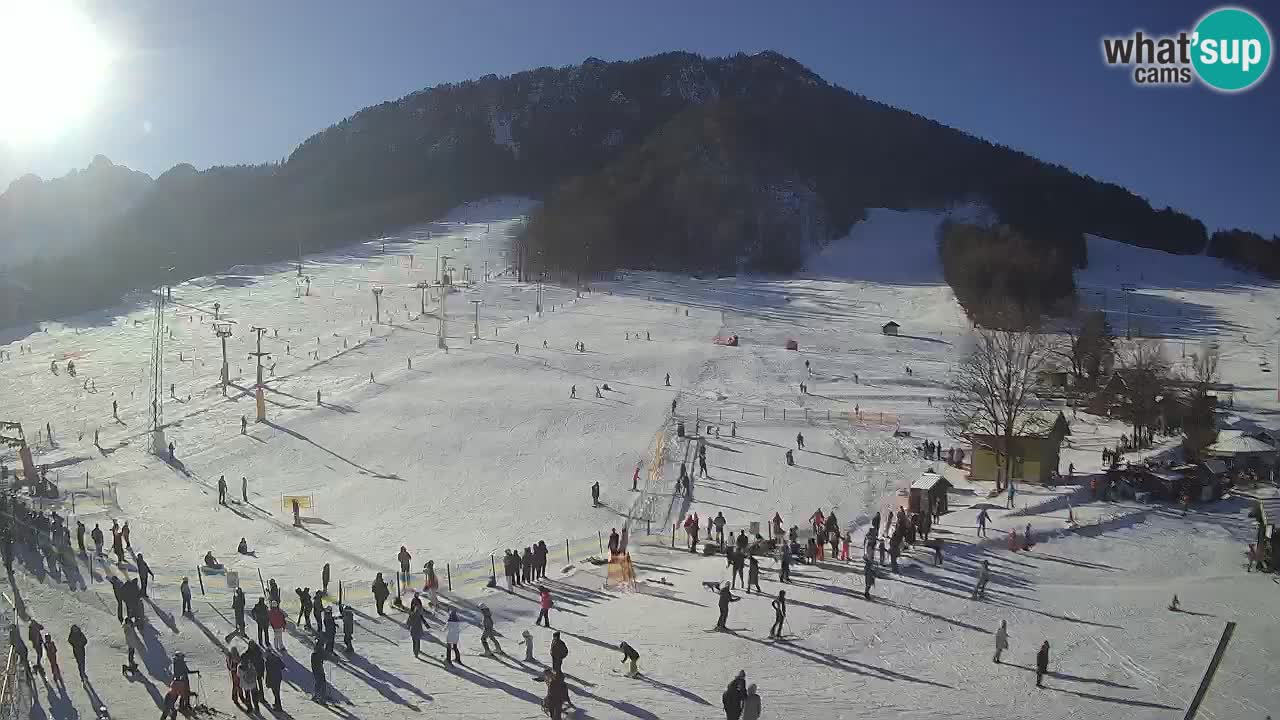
[{"left": 146, "top": 288, "right": 167, "bottom": 455}]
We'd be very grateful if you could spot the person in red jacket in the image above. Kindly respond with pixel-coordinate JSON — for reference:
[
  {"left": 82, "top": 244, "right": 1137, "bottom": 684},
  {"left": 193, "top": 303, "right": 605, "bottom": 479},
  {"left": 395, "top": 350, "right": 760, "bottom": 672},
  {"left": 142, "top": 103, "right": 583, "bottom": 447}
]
[
  {"left": 536, "top": 587, "right": 553, "bottom": 627},
  {"left": 268, "top": 601, "right": 287, "bottom": 651}
]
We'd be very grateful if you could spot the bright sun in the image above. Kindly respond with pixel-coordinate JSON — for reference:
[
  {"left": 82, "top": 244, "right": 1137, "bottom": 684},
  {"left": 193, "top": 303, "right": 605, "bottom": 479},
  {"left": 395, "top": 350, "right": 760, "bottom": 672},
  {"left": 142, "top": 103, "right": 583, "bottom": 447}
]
[{"left": 0, "top": 0, "right": 113, "bottom": 145}]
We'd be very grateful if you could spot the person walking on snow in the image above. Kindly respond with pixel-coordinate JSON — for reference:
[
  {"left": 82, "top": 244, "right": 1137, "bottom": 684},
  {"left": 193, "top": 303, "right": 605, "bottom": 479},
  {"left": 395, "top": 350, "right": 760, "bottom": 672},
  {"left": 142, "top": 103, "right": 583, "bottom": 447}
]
[
  {"left": 977, "top": 507, "right": 990, "bottom": 537},
  {"left": 1006, "top": 481, "right": 1016, "bottom": 509},
  {"left": 252, "top": 597, "right": 270, "bottom": 648},
  {"left": 444, "top": 610, "right": 463, "bottom": 666},
  {"left": 536, "top": 587, "right": 553, "bottom": 627},
  {"left": 398, "top": 546, "right": 412, "bottom": 586},
  {"left": 310, "top": 645, "right": 327, "bottom": 703},
  {"left": 241, "top": 476, "right": 248, "bottom": 503},
  {"left": 972, "top": 560, "right": 991, "bottom": 600},
  {"left": 480, "top": 605, "right": 502, "bottom": 655},
  {"left": 1035, "top": 640, "right": 1050, "bottom": 687},
  {"left": 424, "top": 560, "right": 440, "bottom": 611},
  {"left": 591, "top": 481, "right": 601, "bottom": 507},
  {"left": 136, "top": 553, "right": 155, "bottom": 597},
  {"left": 747, "top": 555, "right": 763, "bottom": 593},
  {"left": 340, "top": 604, "right": 354, "bottom": 653},
  {"left": 723, "top": 671, "right": 747, "bottom": 720},
  {"left": 313, "top": 590, "right": 325, "bottom": 634},
  {"left": 742, "top": 683, "right": 762, "bottom": 720},
  {"left": 632, "top": 464, "right": 641, "bottom": 491},
  {"left": 217, "top": 475, "right": 227, "bottom": 506},
  {"left": 863, "top": 558, "right": 876, "bottom": 599},
  {"left": 264, "top": 649, "right": 284, "bottom": 712},
  {"left": 67, "top": 625, "right": 88, "bottom": 678},
  {"left": 42, "top": 635, "right": 60, "bottom": 684},
  {"left": 550, "top": 632, "right": 568, "bottom": 674},
  {"left": 296, "top": 587, "right": 312, "bottom": 629},
  {"left": 619, "top": 641, "right": 640, "bottom": 677},
  {"left": 796, "top": 432, "right": 805, "bottom": 450},
  {"left": 715, "top": 584, "right": 739, "bottom": 630},
  {"left": 372, "top": 573, "right": 390, "bottom": 616},
  {"left": 322, "top": 562, "right": 331, "bottom": 596},
  {"left": 993, "top": 619, "right": 1009, "bottom": 663},
  {"left": 664, "top": 373, "right": 670, "bottom": 386},
  {"left": 269, "top": 601, "right": 287, "bottom": 651},
  {"left": 699, "top": 452, "right": 708, "bottom": 478},
  {"left": 231, "top": 588, "right": 247, "bottom": 636}
]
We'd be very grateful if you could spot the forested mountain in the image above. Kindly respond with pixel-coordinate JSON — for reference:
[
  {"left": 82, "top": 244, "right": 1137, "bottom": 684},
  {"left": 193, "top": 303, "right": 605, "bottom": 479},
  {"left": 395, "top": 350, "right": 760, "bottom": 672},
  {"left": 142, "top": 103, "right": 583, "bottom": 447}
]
[
  {"left": 0, "top": 51, "right": 1268, "bottom": 329},
  {"left": 0, "top": 155, "right": 152, "bottom": 267}
]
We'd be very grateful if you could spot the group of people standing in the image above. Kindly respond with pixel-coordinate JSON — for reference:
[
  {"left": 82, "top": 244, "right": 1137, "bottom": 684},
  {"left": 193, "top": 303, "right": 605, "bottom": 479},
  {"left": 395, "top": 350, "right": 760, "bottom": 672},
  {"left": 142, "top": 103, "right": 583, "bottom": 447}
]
[{"left": 502, "top": 541, "right": 550, "bottom": 590}]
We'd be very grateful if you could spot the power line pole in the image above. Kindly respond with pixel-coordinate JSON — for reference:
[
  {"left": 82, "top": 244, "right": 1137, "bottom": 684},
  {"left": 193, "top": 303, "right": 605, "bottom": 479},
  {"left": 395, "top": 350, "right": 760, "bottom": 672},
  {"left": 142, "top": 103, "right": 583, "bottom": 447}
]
[
  {"left": 415, "top": 281, "right": 431, "bottom": 318},
  {"left": 437, "top": 283, "right": 448, "bottom": 350},
  {"left": 214, "top": 322, "right": 233, "bottom": 396},
  {"left": 249, "top": 327, "right": 271, "bottom": 422},
  {"left": 469, "top": 300, "right": 482, "bottom": 339},
  {"left": 372, "top": 286, "right": 384, "bottom": 324},
  {"left": 147, "top": 286, "right": 167, "bottom": 456}
]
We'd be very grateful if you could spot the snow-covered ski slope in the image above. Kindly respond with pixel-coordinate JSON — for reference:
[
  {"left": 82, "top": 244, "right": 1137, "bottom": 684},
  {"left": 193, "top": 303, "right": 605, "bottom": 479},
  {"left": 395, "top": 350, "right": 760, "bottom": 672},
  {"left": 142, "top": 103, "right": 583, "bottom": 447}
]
[{"left": 0, "top": 202, "right": 1277, "bottom": 719}]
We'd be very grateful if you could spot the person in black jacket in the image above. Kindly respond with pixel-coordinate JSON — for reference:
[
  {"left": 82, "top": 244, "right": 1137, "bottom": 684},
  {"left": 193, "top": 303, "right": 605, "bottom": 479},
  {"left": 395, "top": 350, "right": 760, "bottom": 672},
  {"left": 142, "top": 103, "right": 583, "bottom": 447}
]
[
  {"left": 322, "top": 608, "right": 337, "bottom": 654},
  {"left": 722, "top": 671, "right": 747, "bottom": 720},
  {"left": 252, "top": 597, "right": 270, "bottom": 648},
  {"left": 312, "top": 590, "right": 324, "bottom": 631},
  {"left": 618, "top": 641, "right": 640, "bottom": 677},
  {"left": 231, "top": 588, "right": 246, "bottom": 636},
  {"left": 371, "top": 573, "right": 390, "bottom": 615},
  {"left": 408, "top": 606, "right": 427, "bottom": 657},
  {"left": 310, "top": 645, "right": 327, "bottom": 703},
  {"left": 769, "top": 590, "right": 786, "bottom": 638},
  {"left": 747, "top": 556, "right": 763, "bottom": 594},
  {"left": 1035, "top": 641, "right": 1050, "bottom": 687},
  {"left": 264, "top": 649, "right": 284, "bottom": 711},
  {"left": 715, "top": 584, "right": 739, "bottom": 630},
  {"left": 67, "top": 625, "right": 88, "bottom": 677},
  {"left": 550, "top": 632, "right": 568, "bottom": 675},
  {"left": 296, "top": 587, "right": 312, "bottom": 629},
  {"left": 340, "top": 605, "right": 354, "bottom": 653}
]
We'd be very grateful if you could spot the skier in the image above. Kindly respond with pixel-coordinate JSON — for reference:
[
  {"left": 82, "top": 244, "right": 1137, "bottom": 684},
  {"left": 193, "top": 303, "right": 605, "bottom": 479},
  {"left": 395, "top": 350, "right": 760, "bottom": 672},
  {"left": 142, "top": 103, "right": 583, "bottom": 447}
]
[
  {"left": 536, "top": 586, "right": 553, "bottom": 627},
  {"left": 340, "top": 604, "right": 354, "bottom": 653},
  {"left": 993, "top": 619, "right": 1009, "bottom": 663},
  {"left": 296, "top": 587, "right": 313, "bottom": 629},
  {"left": 268, "top": 601, "right": 286, "bottom": 651},
  {"left": 591, "top": 481, "right": 600, "bottom": 506},
  {"left": 217, "top": 475, "right": 227, "bottom": 506},
  {"left": 444, "top": 610, "right": 462, "bottom": 666},
  {"left": 715, "top": 583, "right": 739, "bottom": 630},
  {"left": 67, "top": 625, "right": 88, "bottom": 677},
  {"left": 769, "top": 590, "right": 786, "bottom": 638},
  {"left": 779, "top": 544, "right": 791, "bottom": 583},
  {"left": 972, "top": 560, "right": 991, "bottom": 599},
  {"left": 398, "top": 546, "right": 412, "bottom": 586},
  {"left": 136, "top": 553, "right": 155, "bottom": 597},
  {"left": 232, "top": 588, "right": 247, "bottom": 636},
  {"left": 619, "top": 641, "right": 640, "bottom": 677},
  {"left": 1035, "top": 640, "right": 1050, "bottom": 687},
  {"left": 372, "top": 572, "right": 390, "bottom": 615},
  {"left": 310, "top": 645, "right": 327, "bottom": 703},
  {"left": 594, "top": 385, "right": 602, "bottom": 398},
  {"left": 550, "top": 632, "right": 568, "bottom": 674},
  {"left": 976, "top": 507, "right": 990, "bottom": 537},
  {"left": 480, "top": 604, "right": 502, "bottom": 655}
]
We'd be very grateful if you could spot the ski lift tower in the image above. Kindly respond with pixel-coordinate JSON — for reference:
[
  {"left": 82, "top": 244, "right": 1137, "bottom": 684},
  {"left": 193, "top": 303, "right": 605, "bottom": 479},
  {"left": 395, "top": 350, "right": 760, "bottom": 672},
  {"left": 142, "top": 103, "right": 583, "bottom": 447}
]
[
  {"left": 372, "top": 286, "right": 384, "bottom": 324},
  {"left": 469, "top": 299, "right": 482, "bottom": 339},
  {"left": 248, "top": 327, "right": 271, "bottom": 422},
  {"left": 436, "top": 281, "right": 448, "bottom": 350},
  {"left": 214, "top": 322, "right": 233, "bottom": 395},
  {"left": 146, "top": 286, "right": 168, "bottom": 456}
]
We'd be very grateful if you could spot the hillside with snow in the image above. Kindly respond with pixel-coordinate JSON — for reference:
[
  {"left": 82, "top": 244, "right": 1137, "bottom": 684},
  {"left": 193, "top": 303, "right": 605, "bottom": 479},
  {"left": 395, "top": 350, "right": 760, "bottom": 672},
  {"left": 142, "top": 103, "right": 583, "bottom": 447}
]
[{"left": 0, "top": 202, "right": 1276, "bottom": 719}]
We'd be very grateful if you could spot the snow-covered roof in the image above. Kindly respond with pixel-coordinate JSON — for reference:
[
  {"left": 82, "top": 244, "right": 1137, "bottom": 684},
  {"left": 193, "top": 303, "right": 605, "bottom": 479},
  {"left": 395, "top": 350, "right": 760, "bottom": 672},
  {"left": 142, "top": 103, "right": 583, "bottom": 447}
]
[
  {"left": 1206, "top": 433, "right": 1276, "bottom": 456},
  {"left": 911, "top": 472, "right": 950, "bottom": 491}
]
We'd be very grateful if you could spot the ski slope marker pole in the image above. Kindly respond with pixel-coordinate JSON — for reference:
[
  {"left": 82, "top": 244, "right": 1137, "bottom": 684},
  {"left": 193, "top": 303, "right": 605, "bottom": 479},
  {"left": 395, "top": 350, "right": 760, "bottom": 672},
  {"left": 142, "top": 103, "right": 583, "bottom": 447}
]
[
  {"left": 565, "top": 539, "right": 570, "bottom": 565},
  {"left": 197, "top": 567, "right": 205, "bottom": 596},
  {"left": 598, "top": 531, "right": 603, "bottom": 554},
  {"left": 446, "top": 563, "right": 452, "bottom": 591}
]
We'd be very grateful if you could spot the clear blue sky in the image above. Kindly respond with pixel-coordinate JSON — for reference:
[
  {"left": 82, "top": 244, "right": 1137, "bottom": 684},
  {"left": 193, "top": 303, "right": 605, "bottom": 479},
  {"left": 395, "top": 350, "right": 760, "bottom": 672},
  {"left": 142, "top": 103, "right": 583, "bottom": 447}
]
[{"left": 2, "top": 0, "right": 1277, "bottom": 236}]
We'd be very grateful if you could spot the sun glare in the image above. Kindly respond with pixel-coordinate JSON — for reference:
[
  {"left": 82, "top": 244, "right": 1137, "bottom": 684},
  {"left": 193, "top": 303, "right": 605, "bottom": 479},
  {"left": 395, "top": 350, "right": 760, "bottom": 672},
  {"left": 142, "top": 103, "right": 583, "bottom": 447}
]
[{"left": 0, "top": 0, "right": 113, "bottom": 145}]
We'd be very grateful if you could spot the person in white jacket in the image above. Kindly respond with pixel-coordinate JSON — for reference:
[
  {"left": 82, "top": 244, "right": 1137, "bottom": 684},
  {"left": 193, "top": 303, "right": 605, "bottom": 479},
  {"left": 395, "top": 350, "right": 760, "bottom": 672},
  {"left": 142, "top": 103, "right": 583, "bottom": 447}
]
[
  {"left": 444, "top": 610, "right": 462, "bottom": 666},
  {"left": 993, "top": 619, "right": 1009, "bottom": 664}
]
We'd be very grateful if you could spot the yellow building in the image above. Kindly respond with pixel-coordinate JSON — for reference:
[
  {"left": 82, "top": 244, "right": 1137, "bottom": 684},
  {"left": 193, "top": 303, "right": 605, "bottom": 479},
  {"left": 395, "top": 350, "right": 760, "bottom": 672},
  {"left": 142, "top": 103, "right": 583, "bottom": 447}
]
[{"left": 969, "top": 411, "right": 1071, "bottom": 485}]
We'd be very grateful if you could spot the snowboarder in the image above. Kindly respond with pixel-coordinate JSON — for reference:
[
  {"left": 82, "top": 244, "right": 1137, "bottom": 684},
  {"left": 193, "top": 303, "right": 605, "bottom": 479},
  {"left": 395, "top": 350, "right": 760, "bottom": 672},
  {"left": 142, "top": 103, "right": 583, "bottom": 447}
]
[
  {"left": 217, "top": 475, "right": 227, "bottom": 506},
  {"left": 372, "top": 572, "right": 390, "bottom": 615},
  {"left": 769, "top": 590, "right": 786, "bottom": 638},
  {"left": 67, "top": 625, "right": 88, "bottom": 678},
  {"left": 1035, "top": 640, "right": 1050, "bottom": 687},
  {"left": 994, "top": 619, "right": 1009, "bottom": 663},
  {"left": 537, "top": 587, "right": 553, "bottom": 627},
  {"left": 619, "top": 641, "right": 640, "bottom": 677},
  {"left": 480, "top": 605, "right": 502, "bottom": 655},
  {"left": 444, "top": 610, "right": 462, "bottom": 666},
  {"left": 550, "top": 632, "right": 568, "bottom": 674}
]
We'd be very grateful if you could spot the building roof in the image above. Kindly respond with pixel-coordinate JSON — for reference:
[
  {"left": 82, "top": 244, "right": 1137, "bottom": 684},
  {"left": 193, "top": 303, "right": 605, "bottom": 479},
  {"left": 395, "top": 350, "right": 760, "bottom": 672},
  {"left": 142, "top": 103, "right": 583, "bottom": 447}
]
[
  {"left": 970, "top": 410, "right": 1070, "bottom": 440},
  {"left": 882, "top": 321, "right": 899, "bottom": 328},
  {"left": 1206, "top": 432, "right": 1276, "bottom": 456},
  {"left": 1204, "top": 458, "right": 1229, "bottom": 475},
  {"left": 911, "top": 471, "right": 951, "bottom": 491}
]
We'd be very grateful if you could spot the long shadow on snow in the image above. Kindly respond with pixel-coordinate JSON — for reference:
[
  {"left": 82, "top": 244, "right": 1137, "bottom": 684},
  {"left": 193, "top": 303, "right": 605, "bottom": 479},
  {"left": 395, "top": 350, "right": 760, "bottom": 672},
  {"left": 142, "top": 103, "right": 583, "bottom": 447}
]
[
  {"left": 262, "top": 420, "right": 402, "bottom": 481},
  {"left": 738, "top": 633, "right": 953, "bottom": 689}
]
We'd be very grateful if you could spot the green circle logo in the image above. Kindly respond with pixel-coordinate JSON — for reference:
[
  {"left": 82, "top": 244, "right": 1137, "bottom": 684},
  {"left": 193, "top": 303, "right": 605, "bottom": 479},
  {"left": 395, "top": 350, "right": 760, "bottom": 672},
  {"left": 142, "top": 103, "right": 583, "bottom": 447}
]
[{"left": 1192, "top": 7, "right": 1272, "bottom": 92}]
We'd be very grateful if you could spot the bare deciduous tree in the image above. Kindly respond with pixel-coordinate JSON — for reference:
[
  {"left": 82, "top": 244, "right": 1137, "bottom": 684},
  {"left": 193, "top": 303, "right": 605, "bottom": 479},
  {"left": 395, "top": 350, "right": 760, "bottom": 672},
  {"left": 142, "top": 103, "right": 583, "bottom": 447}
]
[
  {"left": 1054, "top": 310, "right": 1115, "bottom": 383},
  {"left": 1118, "top": 339, "right": 1171, "bottom": 447},
  {"left": 1182, "top": 344, "right": 1220, "bottom": 457},
  {"left": 945, "top": 325, "right": 1052, "bottom": 490}
]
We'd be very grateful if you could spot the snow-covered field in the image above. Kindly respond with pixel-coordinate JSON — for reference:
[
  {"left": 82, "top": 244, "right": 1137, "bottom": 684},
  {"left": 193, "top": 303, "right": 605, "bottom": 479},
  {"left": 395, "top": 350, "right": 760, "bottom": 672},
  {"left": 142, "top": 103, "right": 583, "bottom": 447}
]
[{"left": 0, "top": 202, "right": 1276, "bottom": 719}]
